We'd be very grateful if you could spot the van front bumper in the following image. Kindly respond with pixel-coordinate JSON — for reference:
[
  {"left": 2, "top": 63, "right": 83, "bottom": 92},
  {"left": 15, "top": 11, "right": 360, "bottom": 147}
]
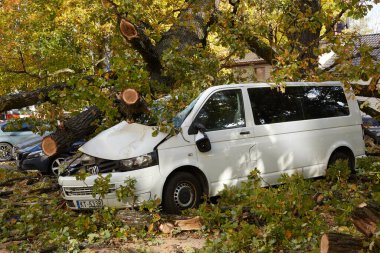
[{"left": 58, "top": 165, "right": 161, "bottom": 210}]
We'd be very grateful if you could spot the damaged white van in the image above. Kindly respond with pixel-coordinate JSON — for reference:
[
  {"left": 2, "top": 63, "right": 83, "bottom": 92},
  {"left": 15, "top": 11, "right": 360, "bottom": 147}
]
[{"left": 58, "top": 82, "right": 365, "bottom": 213}]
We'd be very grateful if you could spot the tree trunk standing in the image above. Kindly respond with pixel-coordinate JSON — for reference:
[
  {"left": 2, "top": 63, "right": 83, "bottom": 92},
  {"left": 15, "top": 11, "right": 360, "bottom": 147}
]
[
  {"left": 41, "top": 107, "right": 102, "bottom": 156},
  {"left": 320, "top": 233, "right": 364, "bottom": 253},
  {"left": 286, "top": 0, "right": 322, "bottom": 69}
]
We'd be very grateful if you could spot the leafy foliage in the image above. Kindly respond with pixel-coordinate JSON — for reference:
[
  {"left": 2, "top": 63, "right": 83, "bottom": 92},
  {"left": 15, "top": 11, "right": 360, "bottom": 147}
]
[
  {"left": 192, "top": 159, "right": 380, "bottom": 252},
  {"left": 2, "top": 156, "right": 380, "bottom": 251},
  {"left": 0, "top": 0, "right": 378, "bottom": 127}
]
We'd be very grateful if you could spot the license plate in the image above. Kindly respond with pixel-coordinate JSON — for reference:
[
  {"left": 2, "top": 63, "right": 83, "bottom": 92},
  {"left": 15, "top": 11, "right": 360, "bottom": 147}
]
[{"left": 76, "top": 199, "right": 103, "bottom": 209}]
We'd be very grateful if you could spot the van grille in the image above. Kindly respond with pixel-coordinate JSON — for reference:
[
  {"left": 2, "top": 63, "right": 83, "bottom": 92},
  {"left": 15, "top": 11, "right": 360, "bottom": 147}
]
[{"left": 63, "top": 184, "right": 116, "bottom": 196}]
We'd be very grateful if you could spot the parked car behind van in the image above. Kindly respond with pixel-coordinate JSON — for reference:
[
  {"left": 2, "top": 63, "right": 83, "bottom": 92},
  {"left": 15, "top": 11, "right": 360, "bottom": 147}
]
[
  {"left": 362, "top": 115, "right": 380, "bottom": 144},
  {"left": 16, "top": 140, "right": 85, "bottom": 176},
  {"left": 0, "top": 122, "right": 40, "bottom": 161},
  {"left": 59, "top": 82, "right": 365, "bottom": 213}
]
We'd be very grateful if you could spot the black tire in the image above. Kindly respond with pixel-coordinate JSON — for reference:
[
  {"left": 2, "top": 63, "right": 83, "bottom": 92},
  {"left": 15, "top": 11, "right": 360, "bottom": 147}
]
[
  {"left": 327, "top": 151, "right": 355, "bottom": 174},
  {"left": 162, "top": 172, "right": 202, "bottom": 214}
]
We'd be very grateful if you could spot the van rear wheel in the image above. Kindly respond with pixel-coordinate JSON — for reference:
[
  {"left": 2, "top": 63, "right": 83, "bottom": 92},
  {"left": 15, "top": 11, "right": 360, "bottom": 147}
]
[
  {"left": 327, "top": 150, "right": 355, "bottom": 174},
  {"left": 162, "top": 172, "right": 202, "bottom": 214}
]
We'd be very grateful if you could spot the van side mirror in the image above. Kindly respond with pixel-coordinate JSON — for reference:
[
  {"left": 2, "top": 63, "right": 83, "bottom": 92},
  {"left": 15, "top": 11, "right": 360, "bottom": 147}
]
[
  {"left": 194, "top": 123, "right": 206, "bottom": 133},
  {"left": 194, "top": 123, "right": 211, "bottom": 152}
]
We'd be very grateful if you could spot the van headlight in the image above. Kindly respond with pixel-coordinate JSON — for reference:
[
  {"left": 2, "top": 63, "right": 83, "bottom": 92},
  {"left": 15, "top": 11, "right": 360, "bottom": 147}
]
[{"left": 120, "top": 151, "right": 158, "bottom": 171}]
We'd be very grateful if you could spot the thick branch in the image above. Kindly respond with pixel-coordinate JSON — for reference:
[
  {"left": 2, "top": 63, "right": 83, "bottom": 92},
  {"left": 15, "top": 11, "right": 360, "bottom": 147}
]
[
  {"left": 119, "top": 19, "right": 167, "bottom": 85},
  {"left": 42, "top": 106, "right": 103, "bottom": 156},
  {"left": 0, "top": 82, "right": 68, "bottom": 113},
  {"left": 352, "top": 80, "right": 380, "bottom": 99},
  {"left": 156, "top": 0, "right": 215, "bottom": 55},
  {"left": 244, "top": 36, "right": 277, "bottom": 64}
]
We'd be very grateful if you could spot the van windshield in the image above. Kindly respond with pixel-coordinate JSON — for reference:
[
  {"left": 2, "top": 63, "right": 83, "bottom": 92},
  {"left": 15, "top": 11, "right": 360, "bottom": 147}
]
[{"left": 173, "top": 95, "right": 201, "bottom": 128}]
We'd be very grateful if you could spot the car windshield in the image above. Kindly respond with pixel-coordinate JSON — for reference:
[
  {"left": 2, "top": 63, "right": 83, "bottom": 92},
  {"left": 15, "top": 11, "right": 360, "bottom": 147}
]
[{"left": 173, "top": 95, "right": 201, "bottom": 128}]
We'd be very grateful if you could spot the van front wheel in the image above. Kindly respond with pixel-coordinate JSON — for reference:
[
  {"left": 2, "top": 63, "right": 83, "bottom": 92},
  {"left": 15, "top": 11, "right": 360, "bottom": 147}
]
[{"left": 162, "top": 172, "right": 202, "bottom": 214}]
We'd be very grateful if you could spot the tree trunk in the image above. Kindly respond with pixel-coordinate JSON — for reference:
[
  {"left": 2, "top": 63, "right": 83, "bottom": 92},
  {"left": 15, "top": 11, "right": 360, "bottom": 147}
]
[
  {"left": 351, "top": 202, "right": 380, "bottom": 237},
  {"left": 119, "top": 88, "right": 149, "bottom": 118},
  {"left": 41, "top": 106, "right": 102, "bottom": 156},
  {"left": 320, "top": 233, "right": 363, "bottom": 253}
]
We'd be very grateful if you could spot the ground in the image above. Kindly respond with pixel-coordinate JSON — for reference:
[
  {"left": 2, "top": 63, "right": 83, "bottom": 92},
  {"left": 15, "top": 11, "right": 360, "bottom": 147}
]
[
  {"left": 0, "top": 162, "right": 206, "bottom": 253},
  {"left": 2, "top": 151, "right": 380, "bottom": 252}
]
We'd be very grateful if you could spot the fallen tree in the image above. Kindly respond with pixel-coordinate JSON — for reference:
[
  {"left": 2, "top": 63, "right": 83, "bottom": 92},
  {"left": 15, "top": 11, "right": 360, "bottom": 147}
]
[
  {"left": 41, "top": 106, "right": 103, "bottom": 156},
  {"left": 0, "top": 0, "right": 379, "bottom": 157}
]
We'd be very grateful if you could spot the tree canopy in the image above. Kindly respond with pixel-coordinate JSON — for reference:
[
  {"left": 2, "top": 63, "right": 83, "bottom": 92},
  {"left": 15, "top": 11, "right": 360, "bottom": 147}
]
[{"left": 0, "top": 0, "right": 379, "bottom": 132}]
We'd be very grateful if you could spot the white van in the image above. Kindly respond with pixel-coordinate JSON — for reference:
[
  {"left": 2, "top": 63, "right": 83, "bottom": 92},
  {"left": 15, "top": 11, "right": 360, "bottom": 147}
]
[{"left": 58, "top": 82, "right": 365, "bottom": 213}]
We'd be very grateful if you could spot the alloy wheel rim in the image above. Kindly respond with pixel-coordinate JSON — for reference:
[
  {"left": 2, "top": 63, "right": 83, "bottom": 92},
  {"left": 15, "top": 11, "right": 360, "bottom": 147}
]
[
  {"left": 0, "top": 143, "right": 12, "bottom": 161},
  {"left": 51, "top": 157, "right": 65, "bottom": 176}
]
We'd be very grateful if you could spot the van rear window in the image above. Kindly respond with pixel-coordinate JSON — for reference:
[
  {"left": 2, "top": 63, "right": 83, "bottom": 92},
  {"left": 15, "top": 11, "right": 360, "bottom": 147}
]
[{"left": 248, "top": 86, "right": 349, "bottom": 125}]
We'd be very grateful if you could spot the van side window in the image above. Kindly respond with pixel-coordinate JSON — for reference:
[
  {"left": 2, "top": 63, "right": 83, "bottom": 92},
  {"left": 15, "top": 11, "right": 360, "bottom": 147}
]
[
  {"left": 193, "top": 89, "right": 245, "bottom": 132},
  {"left": 302, "top": 86, "right": 349, "bottom": 119},
  {"left": 248, "top": 86, "right": 350, "bottom": 125},
  {"left": 248, "top": 87, "right": 303, "bottom": 125}
]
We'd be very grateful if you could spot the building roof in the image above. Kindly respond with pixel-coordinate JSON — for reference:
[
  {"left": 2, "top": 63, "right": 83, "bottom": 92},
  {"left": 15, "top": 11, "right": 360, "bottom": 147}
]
[
  {"left": 319, "top": 33, "right": 380, "bottom": 70},
  {"left": 352, "top": 33, "right": 380, "bottom": 65}
]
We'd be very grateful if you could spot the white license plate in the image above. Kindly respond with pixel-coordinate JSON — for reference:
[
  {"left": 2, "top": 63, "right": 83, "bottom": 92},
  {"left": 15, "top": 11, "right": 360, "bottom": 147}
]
[{"left": 76, "top": 199, "right": 103, "bottom": 209}]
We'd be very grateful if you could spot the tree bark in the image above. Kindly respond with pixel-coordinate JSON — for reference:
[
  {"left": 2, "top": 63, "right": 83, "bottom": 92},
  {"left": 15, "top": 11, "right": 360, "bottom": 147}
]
[
  {"left": 0, "top": 82, "right": 68, "bottom": 113},
  {"left": 41, "top": 106, "right": 102, "bottom": 156},
  {"left": 320, "top": 233, "right": 363, "bottom": 253},
  {"left": 174, "top": 216, "right": 203, "bottom": 231},
  {"left": 351, "top": 202, "right": 380, "bottom": 238},
  {"left": 359, "top": 102, "right": 380, "bottom": 122},
  {"left": 120, "top": 0, "right": 217, "bottom": 87}
]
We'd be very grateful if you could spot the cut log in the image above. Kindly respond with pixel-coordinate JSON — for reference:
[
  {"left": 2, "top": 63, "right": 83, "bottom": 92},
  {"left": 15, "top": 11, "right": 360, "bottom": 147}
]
[
  {"left": 117, "top": 88, "right": 149, "bottom": 119},
  {"left": 120, "top": 19, "right": 138, "bottom": 40},
  {"left": 41, "top": 106, "right": 102, "bottom": 156},
  {"left": 351, "top": 202, "right": 380, "bottom": 237},
  {"left": 320, "top": 233, "right": 363, "bottom": 253},
  {"left": 174, "top": 216, "right": 203, "bottom": 231},
  {"left": 121, "top": 88, "right": 139, "bottom": 105}
]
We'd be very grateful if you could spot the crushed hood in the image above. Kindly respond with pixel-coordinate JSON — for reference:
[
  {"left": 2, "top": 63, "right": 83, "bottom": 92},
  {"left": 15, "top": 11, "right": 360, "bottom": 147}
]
[{"left": 79, "top": 121, "right": 168, "bottom": 160}]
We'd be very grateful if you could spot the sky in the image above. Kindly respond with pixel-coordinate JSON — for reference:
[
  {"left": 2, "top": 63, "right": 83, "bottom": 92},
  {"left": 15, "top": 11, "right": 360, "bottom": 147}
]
[{"left": 349, "top": 2, "right": 380, "bottom": 34}]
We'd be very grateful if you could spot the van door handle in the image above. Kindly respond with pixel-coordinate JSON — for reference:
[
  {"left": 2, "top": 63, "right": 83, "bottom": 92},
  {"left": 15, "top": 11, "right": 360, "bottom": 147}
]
[{"left": 240, "top": 131, "right": 250, "bottom": 135}]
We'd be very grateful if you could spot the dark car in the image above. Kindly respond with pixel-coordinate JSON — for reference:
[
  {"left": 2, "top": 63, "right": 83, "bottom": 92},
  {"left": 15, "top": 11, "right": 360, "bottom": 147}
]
[
  {"left": 16, "top": 141, "right": 85, "bottom": 176},
  {"left": 362, "top": 115, "right": 380, "bottom": 144}
]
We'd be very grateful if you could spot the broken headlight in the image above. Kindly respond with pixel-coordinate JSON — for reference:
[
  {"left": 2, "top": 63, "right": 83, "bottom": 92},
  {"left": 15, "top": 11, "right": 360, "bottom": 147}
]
[{"left": 120, "top": 151, "right": 158, "bottom": 171}]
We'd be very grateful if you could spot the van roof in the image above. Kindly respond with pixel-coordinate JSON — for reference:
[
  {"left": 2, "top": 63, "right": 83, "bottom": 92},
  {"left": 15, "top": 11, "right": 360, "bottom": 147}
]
[{"left": 208, "top": 81, "right": 342, "bottom": 91}]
